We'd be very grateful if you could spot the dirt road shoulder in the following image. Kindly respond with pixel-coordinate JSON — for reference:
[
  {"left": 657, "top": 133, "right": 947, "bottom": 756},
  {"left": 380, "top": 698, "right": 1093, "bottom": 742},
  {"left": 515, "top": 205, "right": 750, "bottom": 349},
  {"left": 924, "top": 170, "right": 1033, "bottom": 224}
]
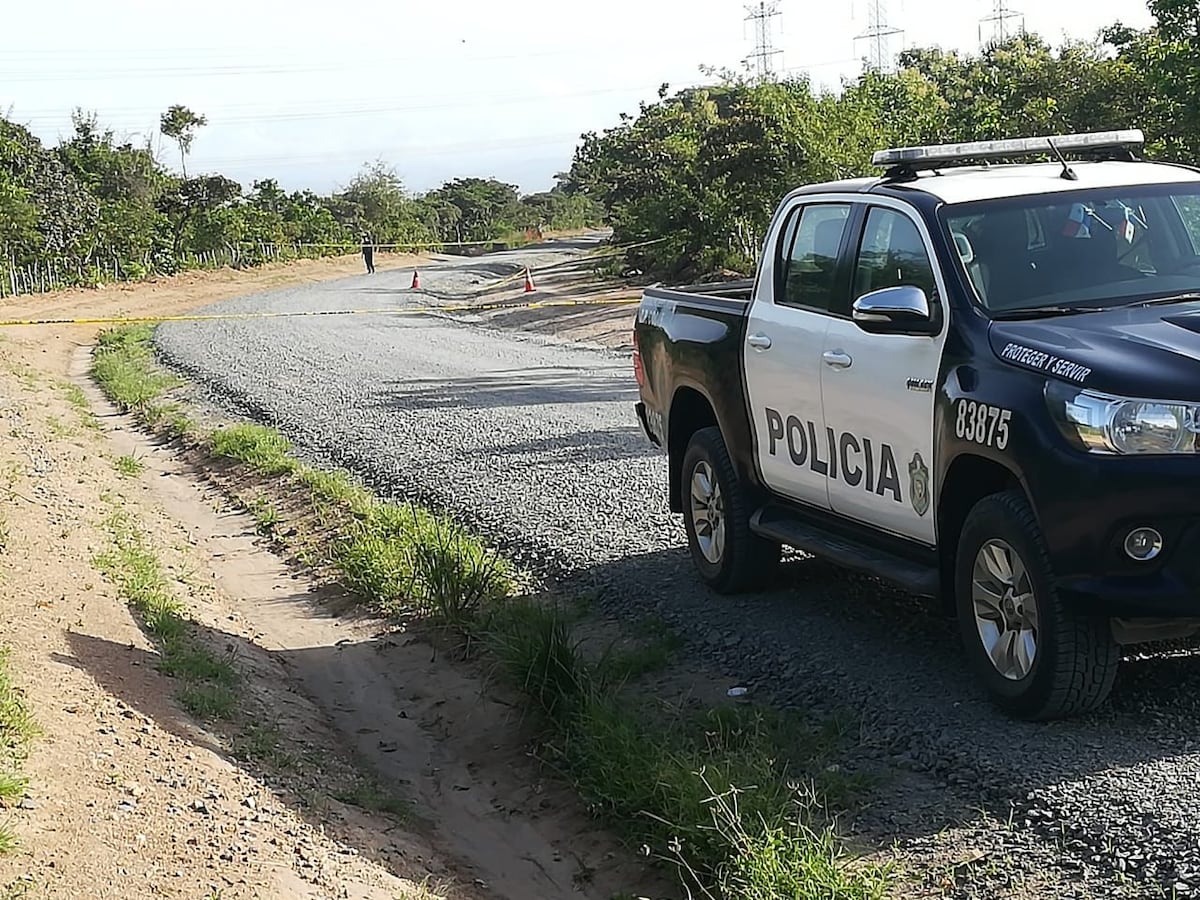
[{"left": 0, "top": 255, "right": 532, "bottom": 899}]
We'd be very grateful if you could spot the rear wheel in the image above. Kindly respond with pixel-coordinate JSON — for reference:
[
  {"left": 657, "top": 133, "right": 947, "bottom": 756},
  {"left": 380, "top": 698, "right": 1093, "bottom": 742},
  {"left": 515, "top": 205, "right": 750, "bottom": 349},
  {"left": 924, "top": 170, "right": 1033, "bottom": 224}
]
[
  {"left": 681, "top": 426, "right": 780, "bottom": 593},
  {"left": 955, "top": 490, "right": 1119, "bottom": 720}
]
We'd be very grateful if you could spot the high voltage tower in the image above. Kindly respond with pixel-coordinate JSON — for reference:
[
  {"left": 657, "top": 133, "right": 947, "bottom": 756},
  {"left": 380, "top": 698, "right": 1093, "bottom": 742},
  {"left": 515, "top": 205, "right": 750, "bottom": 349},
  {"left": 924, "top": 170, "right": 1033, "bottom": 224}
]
[
  {"left": 980, "top": 0, "right": 1024, "bottom": 45},
  {"left": 855, "top": 0, "right": 903, "bottom": 72},
  {"left": 744, "top": 1, "right": 783, "bottom": 82}
]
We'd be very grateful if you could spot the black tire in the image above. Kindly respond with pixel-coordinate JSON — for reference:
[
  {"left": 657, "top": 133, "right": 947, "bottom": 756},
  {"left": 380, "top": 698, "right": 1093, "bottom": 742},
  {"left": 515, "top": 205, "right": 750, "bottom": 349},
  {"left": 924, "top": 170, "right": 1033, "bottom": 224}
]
[
  {"left": 955, "top": 490, "right": 1119, "bottom": 720},
  {"left": 680, "top": 426, "right": 781, "bottom": 593}
]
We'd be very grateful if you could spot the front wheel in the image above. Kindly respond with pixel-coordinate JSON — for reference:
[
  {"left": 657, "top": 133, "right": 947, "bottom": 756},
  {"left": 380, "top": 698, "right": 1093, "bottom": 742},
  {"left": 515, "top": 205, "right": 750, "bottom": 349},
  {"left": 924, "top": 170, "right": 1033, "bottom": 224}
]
[
  {"left": 681, "top": 426, "right": 780, "bottom": 593},
  {"left": 955, "top": 490, "right": 1119, "bottom": 720}
]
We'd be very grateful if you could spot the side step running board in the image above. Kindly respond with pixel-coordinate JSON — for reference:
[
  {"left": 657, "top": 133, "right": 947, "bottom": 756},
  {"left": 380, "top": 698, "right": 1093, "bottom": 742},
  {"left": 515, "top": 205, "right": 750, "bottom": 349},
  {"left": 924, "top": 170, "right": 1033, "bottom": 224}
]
[{"left": 750, "top": 505, "right": 940, "bottom": 598}]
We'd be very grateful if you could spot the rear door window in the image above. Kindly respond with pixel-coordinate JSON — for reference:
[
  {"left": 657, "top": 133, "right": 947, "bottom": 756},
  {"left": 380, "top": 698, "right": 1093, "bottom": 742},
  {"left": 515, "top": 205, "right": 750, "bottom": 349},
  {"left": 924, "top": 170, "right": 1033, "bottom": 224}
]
[{"left": 777, "top": 203, "right": 852, "bottom": 313}]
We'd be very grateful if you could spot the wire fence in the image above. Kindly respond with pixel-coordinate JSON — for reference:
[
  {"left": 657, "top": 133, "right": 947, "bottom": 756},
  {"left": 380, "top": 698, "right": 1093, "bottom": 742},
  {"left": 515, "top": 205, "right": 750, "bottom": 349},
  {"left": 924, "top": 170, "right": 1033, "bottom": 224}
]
[
  {"left": 0, "top": 232, "right": 557, "bottom": 300},
  {"left": 0, "top": 228, "right": 638, "bottom": 302},
  {"left": 0, "top": 242, "right": 358, "bottom": 300}
]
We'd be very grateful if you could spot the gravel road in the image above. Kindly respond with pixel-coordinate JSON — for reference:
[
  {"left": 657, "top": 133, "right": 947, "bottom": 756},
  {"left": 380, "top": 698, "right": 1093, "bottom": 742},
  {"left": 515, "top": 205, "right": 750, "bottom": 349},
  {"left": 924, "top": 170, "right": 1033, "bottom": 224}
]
[{"left": 156, "top": 238, "right": 1200, "bottom": 898}]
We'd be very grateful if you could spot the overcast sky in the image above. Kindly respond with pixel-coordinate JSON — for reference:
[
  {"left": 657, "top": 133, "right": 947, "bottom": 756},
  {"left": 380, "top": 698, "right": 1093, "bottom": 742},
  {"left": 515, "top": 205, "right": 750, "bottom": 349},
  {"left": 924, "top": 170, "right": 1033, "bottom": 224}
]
[{"left": 1, "top": 0, "right": 1155, "bottom": 197}]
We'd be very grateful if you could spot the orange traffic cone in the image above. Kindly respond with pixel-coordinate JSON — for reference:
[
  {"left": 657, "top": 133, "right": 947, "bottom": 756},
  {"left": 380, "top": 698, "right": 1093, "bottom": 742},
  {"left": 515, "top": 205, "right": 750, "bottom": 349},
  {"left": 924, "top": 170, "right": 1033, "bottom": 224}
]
[
  {"left": 411, "top": 270, "right": 421, "bottom": 290},
  {"left": 524, "top": 267, "right": 536, "bottom": 293}
]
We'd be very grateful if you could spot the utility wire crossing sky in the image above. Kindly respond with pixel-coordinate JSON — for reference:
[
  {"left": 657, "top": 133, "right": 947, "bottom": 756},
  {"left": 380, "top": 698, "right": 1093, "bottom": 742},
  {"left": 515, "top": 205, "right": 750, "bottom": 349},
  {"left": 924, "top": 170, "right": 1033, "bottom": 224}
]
[{"left": 1, "top": 0, "right": 1154, "bottom": 196}]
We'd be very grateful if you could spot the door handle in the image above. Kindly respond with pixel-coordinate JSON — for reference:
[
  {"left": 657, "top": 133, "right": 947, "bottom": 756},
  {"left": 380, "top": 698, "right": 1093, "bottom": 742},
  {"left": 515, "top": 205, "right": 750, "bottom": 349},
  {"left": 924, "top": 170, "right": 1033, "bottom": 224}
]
[
  {"left": 747, "top": 333, "right": 773, "bottom": 350},
  {"left": 822, "top": 349, "right": 853, "bottom": 369}
]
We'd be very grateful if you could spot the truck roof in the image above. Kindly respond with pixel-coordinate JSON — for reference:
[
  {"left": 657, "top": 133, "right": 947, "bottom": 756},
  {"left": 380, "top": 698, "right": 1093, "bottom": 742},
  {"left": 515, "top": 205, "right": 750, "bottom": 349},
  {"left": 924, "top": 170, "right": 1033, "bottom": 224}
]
[{"left": 791, "top": 160, "right": 1200, "bottom": 207}]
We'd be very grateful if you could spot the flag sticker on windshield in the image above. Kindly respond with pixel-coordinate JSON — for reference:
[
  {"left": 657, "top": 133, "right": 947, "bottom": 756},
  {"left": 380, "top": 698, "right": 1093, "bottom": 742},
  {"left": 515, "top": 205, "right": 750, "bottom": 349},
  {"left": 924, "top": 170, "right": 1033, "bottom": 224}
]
[
  {"left": 1121, "top": 206, "right": 1136, "bottom": 243},
  {"left": 1063, "top": 203, "right": 1091, "bottom": 239}
]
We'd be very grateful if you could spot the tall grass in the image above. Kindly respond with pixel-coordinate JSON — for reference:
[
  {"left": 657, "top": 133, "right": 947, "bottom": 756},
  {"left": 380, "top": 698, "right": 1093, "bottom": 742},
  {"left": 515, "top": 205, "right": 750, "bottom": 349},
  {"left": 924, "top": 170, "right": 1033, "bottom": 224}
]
[
  {"left": 0, "top": 647, "right": 36, "bottom": 853},
  {"left": 92, "top": 325, "right": 180, "bottom": 411},
  {"left": 210, "top": 424, "right": 297, "bottom": 476},
  {"left": 485, "top": 594, "right": 886, "bottom": 897}
]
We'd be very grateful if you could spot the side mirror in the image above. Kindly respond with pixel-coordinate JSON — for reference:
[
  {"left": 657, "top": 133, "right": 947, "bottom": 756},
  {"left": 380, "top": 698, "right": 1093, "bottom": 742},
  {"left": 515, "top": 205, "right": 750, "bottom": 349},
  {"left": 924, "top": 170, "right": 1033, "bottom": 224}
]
[{"left": 852, "top": 285, "right": 933, "bottom": 333}]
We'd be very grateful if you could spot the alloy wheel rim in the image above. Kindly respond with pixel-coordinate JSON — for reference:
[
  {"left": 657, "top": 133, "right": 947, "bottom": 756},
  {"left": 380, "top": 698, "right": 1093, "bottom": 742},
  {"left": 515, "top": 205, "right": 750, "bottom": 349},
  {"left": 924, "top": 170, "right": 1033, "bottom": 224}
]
[
  {"left": 971, "top": 539, "right": 1040, "bottom": 681},
  {"left": 689, "top": 461, "right": 726, "bottom": 564}
]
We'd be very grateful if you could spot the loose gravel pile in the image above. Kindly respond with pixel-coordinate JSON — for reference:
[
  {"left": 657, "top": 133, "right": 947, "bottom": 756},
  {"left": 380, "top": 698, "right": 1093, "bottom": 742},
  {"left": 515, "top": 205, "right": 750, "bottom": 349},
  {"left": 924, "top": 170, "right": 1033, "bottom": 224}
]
[{"left": 156, "top": 242, "right": 1200, "bottom": 898}]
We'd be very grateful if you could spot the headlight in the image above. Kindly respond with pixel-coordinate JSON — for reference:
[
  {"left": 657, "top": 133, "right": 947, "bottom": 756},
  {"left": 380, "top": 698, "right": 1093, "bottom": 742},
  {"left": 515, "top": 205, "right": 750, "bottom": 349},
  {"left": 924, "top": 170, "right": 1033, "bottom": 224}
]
[{"left": 1045, "top": 381, "right": 1200, "bottom": 454}]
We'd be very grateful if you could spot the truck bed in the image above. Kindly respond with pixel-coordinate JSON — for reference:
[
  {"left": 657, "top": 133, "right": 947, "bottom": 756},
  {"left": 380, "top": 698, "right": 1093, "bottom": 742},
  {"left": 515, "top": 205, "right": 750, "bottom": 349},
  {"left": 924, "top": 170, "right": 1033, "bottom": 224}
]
[
  {"left": 642, "top": 279, "right": 755, "bottom": 310},
  {"left": 634, "top": 279, "right": 756, "bottom": 498}
]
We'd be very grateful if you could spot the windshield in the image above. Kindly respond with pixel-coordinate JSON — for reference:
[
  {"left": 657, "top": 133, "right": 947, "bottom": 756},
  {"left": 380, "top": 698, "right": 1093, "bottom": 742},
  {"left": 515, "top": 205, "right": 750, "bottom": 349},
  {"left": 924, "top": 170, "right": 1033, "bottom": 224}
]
[{"left": 941, "top": 182, "right": 1200, "bottom": 314}]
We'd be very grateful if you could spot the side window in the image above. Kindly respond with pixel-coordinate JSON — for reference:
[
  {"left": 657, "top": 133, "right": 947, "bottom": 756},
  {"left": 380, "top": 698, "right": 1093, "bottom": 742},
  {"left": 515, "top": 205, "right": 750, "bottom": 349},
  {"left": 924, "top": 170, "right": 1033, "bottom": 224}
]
[
  {"left": 778, "top": 203, "right": 851, "bottom": 312},
  {"left": 1173, "top": 196, "right": 1200, "bottom": 254},
  {"left": 774, "top": 207, "right": 803, "bottom": 285},
  {"left": 853, "top": 206, "right": 936, "bottom": 301}
]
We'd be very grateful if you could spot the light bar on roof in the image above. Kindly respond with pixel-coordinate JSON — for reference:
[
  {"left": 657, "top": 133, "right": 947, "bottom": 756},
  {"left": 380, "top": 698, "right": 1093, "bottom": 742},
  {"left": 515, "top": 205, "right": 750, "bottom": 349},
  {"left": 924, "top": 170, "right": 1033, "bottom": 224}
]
[{"left": 871, "top": 129, "right": 1146, "bottom": 169}]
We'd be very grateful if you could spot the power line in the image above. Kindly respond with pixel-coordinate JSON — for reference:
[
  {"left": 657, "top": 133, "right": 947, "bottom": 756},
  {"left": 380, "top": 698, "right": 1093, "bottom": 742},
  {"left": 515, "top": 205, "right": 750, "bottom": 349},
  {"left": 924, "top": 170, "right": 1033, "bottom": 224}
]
[
  {"left": 744, "top": 2, "right": 783, "bottom": 83},
  {"left": 197, "top": 132, "right": 590, "bottom": 169},
  {"left": 7, "top": 76, "right": 712, "bottom": 131},
  {"left": 979, "top": 0, "right": 1024, "bottom": 46},
  {"left": 0, "top": 47, "right": 593, "bottom": 83},
  {"left": 855, "top": 0, "right": 903, "bottom": 72}
]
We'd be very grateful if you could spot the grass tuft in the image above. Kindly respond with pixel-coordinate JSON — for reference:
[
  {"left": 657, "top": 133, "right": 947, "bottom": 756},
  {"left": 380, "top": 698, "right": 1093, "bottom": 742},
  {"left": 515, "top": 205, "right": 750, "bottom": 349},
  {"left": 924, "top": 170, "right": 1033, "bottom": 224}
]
[
  {"left": 335, "top": 503, "right": 514, "bottom": 623},
  {"left": 334, "top": 779, "right": 411, "bottom": 819},
  {"left": 299, "top": 466, "right": 372, "bottom": 515},
  {"left": 231, "top": 724, "right": 297, "bottom": 769},
  {"left": 0, "top": 647, "right": 36, "bottom": 854},
  {"left": 249, "top": 495, "right": 280, "bottom": 534},
  {"left": 210, "top": 424, "right": 296, "bottom": 476},
  {"left": 114, "top": 454, "right": 144, "bottom": 477},
  {"left": 56, "top": 381, "right": 100, "bottom": 432},
  {"left": 704, "top": 775, "right": 888, "bottom": 899},
  {"left": 597, "top": 619, "right": 683, "bottom": 685},
  {"left": 0, "top": 774, "right": 27, "bottom": 805},
  {"left": 91, "top": 325, "right": 180, "bottom": 411},
  {"left": 59, "top": 381, "right": 91, "bottom": 413},
  {"left": 177, "top": 683, "right": 238, "bottom": 721},
  {"left": 407, "top": 514, "right": 514, "bottom": 626},
  {"left": 484, "top": 608, "right": 889, "bottom": 897},
  {"left": 489, "top": 599, "right": 592, "bottom": 720}
]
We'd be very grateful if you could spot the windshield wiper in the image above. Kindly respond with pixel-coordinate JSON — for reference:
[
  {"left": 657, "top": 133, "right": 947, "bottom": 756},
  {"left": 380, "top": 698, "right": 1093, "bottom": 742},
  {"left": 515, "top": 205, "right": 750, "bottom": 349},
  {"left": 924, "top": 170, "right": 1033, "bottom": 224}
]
[
  {"left": 1118, "top": 292, "right": 1200, "bottom": 309},
  {"left": 989, "top": 305, "right": 1108, "bottom": 320}
]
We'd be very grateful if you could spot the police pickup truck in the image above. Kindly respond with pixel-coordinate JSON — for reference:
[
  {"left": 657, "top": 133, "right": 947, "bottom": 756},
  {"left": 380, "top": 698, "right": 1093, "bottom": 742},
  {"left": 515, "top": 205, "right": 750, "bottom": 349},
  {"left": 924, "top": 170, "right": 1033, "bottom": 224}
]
[{"left": 632, "top": 130, "right": 1200, "bottom": 720}]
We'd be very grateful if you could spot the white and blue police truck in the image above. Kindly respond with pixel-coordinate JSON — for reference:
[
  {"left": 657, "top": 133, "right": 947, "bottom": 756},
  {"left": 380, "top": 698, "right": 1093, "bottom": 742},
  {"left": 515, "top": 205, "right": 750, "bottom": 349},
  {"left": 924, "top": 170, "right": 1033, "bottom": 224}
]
[{"left": 633, "top": 129, "right": 1200, "bottom": 720}]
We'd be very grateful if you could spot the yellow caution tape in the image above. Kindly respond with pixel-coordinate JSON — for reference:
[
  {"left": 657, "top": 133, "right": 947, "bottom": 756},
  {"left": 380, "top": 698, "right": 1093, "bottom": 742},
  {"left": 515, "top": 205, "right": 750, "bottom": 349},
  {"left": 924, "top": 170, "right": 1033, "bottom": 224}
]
[{"left": 0, "top": 294, "right": 643, "bottom": 328}]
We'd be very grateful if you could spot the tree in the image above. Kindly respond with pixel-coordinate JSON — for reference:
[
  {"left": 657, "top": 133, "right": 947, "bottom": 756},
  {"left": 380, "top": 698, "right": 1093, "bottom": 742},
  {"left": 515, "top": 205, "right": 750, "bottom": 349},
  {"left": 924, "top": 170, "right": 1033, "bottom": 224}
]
[
  {"left": 0, "top": 181, "right": 38, "bottom": 262},
  {"left": 420, "top": 177, "right": 524, "bottom": 243},
  {"left": 159, "top": 105, "right": 207, "bottom": 177},
  {"left": 156, "top": 174, "right": 241, "bottom": 255},
  {"left": 1148, "top": 0, "right": 1200, "bottom": 45},
  {"left": 520, "top": 182, "right": 604, "bottom": 232},
  {"left": 328, "top": 161, "right": 436, "bottom": 246},
  {"left": 0, "top": 118, "right": 99, "bottom": 266},
  {"left": 59, "top": 109, "right": 171, "bottom": 269}
]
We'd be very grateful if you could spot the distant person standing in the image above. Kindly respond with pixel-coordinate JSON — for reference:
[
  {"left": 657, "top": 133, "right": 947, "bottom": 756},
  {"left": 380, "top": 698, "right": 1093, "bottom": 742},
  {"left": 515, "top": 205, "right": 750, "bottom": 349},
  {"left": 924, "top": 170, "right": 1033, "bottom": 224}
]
[{"left": 361, "top": 235, "right": 375, "bottom": 274}]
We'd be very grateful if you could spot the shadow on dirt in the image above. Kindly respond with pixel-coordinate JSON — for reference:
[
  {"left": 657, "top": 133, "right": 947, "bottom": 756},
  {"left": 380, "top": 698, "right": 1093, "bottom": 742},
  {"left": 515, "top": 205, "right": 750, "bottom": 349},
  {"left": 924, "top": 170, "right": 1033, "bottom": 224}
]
[
  {"left": 61, "top": 616, "right": 654, "bottom": 900},
  {"left": 57, "top": 630, "right": 459, "bottom": 893}
]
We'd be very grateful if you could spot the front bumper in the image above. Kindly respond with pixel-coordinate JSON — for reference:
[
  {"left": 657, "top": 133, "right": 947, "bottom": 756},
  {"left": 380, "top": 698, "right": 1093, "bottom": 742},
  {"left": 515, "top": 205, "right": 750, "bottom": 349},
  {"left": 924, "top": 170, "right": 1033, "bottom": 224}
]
[{"left": 1037, "top": 452, "right": 1200, "bottom": 618}]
